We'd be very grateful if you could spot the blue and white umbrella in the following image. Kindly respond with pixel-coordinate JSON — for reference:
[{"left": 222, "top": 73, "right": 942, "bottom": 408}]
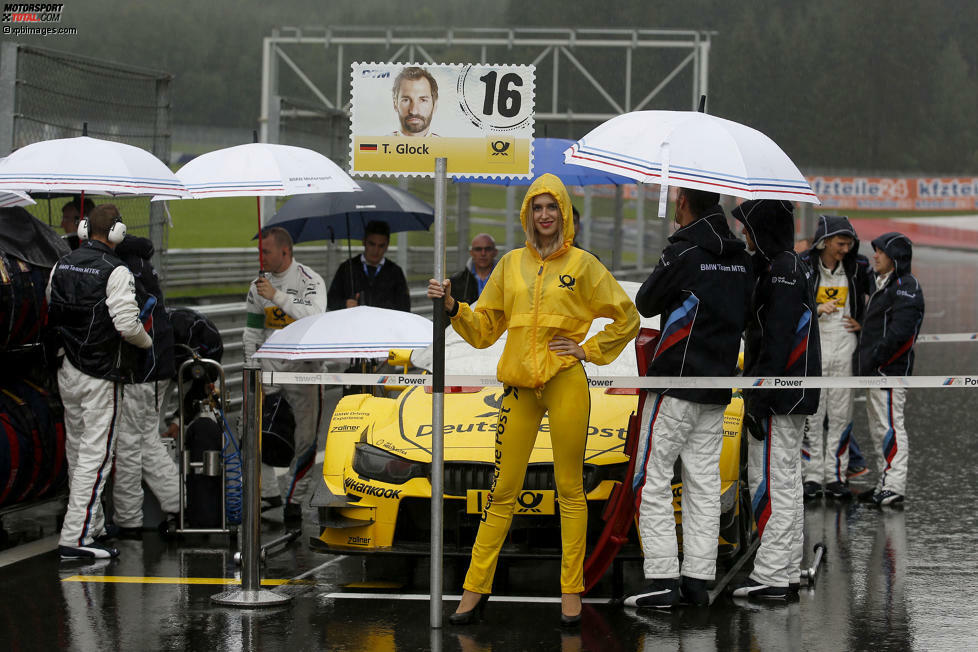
[
  {"left": 564, "top": 110, "right": 819, "bottom": 217},
  {"left": 0, "top": 136, "right": 189, "bottom": 199},
  {"left": 171, "top": 143, "right": 360, "bottom": 199},
  {"left": 253, "top": 306, "right": 432, "bottom": 360},
  {"left": 164, "top": 142, "right": 361, "bottom": 271}
]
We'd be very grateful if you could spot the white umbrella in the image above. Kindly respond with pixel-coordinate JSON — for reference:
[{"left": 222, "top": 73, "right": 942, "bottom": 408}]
[
  {"left": 0, "top": 190, "right": 36, "bottom": 208},
  {"left": 564, "top": 110, "right": 819, "bottom": 217},
  {"left": 170, "top": 143, "right": 361, "bottom": 198},
  {"left": 0, "top": 136, "right": 189, "bottom": 199},
  {"left": 253, "top": 306, "right": 432, "bottom": 360},
  {"left": 164, "top": 142, "right": 361, "bottom": 270}
]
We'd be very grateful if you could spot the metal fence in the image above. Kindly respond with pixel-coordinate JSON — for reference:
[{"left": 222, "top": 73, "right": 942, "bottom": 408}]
[{"left": 0, "top": 41, "right": 173, "bottom": 270}]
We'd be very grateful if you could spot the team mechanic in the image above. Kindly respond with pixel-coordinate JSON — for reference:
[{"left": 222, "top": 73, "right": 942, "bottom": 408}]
[
  {"left": 428, "top": 173, "right": 639, "bottom": 627},
  {"left": 799, "top": 215, "right": 873, "bottom": 499},
  {"left": 856, "top": 232, "right": 924, "bottom": 506},
  {"left": 46, "top": 205, "right": 153, "bottom": 559},
  {"left": 243, "top": 227, "right": 327, "bottom": 523},
  {"left": 110, "top": 230, "right": 179, "bottom": 536},
  {"left": 733, "top": 199, "right": 821, "bottom": 600},
  {"left": 624, "top": 187, "right": 751, "bottom": 609}
]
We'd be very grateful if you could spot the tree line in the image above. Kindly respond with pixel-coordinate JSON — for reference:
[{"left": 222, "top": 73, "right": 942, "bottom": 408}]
[{"left": 4, "top": 0, "right": 974, "bottom": 173}]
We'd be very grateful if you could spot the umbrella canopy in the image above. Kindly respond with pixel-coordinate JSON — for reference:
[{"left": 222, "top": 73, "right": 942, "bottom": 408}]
[
  {"left": 253, "top": 306, "right": 432, "bottom": 360},
  {"left": 454, "top": 138, "right": 635, "bottom": 186},
  {"left": 564, "top": 111, "right": 819, "bottom": 216},
  {"left": 0, "top": 190, "right": 35, "bottom": 208},
  {"left": 170, "top": 143, "right": 361, "bottom": 199},
  {"left": 261, "top": 180, "right": 433, "bottom": 243},
  {"left": 0, "top": 136, "right": 189, "bottom": 199}
]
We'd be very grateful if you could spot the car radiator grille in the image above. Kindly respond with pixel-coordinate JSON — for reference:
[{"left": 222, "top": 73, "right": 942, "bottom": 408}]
[{"left": 443, "top": 463, "right": 609, "bottom": 497}]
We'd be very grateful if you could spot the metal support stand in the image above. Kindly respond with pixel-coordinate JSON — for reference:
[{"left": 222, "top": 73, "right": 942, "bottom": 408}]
[
  {"left": 234, "top": 529, "right": 301, "bottom": 565},
  {"left": 801, "top": 542, "right": 827, "bottom": 586},
  {"left": 707, "top": 537, "right": 761, "bottom": 605},
  {"left": 212, "top": 363, "right": 290, "bottom": 607},
  {"left": 430, "top": 157, "right": 448, "bottom": 629}
]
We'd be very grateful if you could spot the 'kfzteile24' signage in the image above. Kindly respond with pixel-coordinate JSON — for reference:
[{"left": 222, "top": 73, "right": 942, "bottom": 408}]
[
  {"left": 808, "top": 176, "right": 978, "bottom": 211},
  {"left": 350, "top": 62, "right": 534, "bottom": 178}
]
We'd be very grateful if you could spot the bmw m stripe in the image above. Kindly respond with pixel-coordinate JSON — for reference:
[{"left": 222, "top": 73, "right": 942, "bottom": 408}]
[
  {"left": 653, "top": 295, "right": 699, "bottom": 362},
  {"left": 785, "top": 309, "right": 812, "bottom": 372}
]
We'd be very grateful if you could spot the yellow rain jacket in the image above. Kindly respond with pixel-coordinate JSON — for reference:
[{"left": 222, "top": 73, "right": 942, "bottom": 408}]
[{"left": 450, "top": 173, "right": 640, "bottom": 389}]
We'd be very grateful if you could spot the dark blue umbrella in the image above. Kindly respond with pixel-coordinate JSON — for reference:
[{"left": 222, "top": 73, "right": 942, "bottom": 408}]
[
  {"left": 453, "top": 137, "right": 635, "bottom": 186},
  {"left": 259, "top": 180, "right": 433, "bottom": 243}
]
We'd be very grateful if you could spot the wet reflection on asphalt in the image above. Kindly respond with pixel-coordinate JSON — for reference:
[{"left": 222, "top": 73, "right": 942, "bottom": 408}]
[{"left": 2, "top": 247, "right": 977, "bottom": 650}]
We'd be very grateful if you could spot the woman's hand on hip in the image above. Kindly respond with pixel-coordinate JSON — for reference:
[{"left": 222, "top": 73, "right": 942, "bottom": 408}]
[{"left": 549, "top": 336, "right": 585, "bottom": 360}]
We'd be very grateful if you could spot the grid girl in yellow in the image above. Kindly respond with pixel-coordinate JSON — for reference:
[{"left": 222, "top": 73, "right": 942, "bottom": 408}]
[{"left": 427, "top": 173, "right": 640, "bottom": 625}]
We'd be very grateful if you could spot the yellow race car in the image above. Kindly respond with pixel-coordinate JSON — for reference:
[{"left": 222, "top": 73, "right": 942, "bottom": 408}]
[{"left": 311, "top": 282, "right": 752, "bottom": 564}]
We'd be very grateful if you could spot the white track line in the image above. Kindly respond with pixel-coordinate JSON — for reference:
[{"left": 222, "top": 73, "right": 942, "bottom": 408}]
[
  {"left": 0, "top": 535, "right": 58, "bottom": 568},
  {"left": 318, "top": 592, "right": 612, "bottom": 604},
  {"left": 287, "top": 555, "right": 349, "bottom": 582}
]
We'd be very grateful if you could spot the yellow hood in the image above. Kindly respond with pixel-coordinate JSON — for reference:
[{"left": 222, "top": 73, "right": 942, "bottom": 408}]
[
  {"left": 519, "top": 173, "right": 575, "bottom": 260},
  {"left": 449, "top": 174, "right": 639, "bottom": 388}
]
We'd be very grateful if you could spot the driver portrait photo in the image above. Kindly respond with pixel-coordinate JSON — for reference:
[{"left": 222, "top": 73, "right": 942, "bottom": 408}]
[{"left": 391, "top": 66, "right": 439, "bottom": 137}]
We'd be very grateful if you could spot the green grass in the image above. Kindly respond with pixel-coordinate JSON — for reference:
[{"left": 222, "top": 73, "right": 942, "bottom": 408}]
[
  {"left": 166, "top": 283, "right": 250, "bottom": 300},
  {"left": 163, "top": 181, "right": 639, "bottom": 249},
  {"left": 166, "top": 196, "right": 264, "bottom": 248}
]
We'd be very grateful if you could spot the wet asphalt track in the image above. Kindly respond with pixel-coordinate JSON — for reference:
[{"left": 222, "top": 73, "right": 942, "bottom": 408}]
[{"left": 2, "top": 246, "right": 977, "bottom": 651}]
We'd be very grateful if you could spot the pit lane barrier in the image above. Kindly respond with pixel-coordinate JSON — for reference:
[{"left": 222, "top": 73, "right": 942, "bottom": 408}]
[
  {"left": 263, "top": 372, "right": 978, "bottom": 389},
  {"left": 223, "top": 355, "right": 977, "bottom": 609}
]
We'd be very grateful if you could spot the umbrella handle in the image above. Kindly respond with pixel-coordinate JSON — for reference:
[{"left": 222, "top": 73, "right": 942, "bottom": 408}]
[{"left": 257, "top": 196, "right": 264, "bottom": 273}]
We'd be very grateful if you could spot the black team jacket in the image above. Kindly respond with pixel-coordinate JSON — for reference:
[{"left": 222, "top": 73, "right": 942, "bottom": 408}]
[
  {"left": 635, "top": 206, "right": 752, "bottom": 405},
  {"left": 326, "top": 255, "right": 411, "bottom": 312},
  {"left": 734, "top": 200, "right": 821, "bottom": 418},
  {"left": 857, "top": 232, "right": 925, "bottom": 376}
]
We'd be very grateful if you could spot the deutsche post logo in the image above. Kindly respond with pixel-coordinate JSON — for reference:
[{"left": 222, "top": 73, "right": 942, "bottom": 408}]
[
  {"left": 486, "top": 136, "right": 515, "bottom": 161},
  {"left": 558, "top": 274, "right": 576, "bottom": 291}
]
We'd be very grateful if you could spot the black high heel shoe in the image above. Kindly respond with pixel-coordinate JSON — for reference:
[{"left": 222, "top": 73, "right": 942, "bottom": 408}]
[
  {"left": 560, "top": 595, "right": 582, "bottom": 627},
  {"left": 448, "top": 593, "right": 490, "bottom": 625},
  {"left": 560, "top": 610, "right": 582, "bottom": 627}
]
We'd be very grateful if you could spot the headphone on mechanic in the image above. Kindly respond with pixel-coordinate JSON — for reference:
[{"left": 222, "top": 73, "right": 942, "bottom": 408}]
[{"left": 77, "top": 214, "right": 127, "bottom": 244}]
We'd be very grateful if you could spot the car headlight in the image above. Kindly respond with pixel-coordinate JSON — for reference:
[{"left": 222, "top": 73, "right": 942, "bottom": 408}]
[{"left": 352, "top": 443, "right": 428, "bottom": 485}]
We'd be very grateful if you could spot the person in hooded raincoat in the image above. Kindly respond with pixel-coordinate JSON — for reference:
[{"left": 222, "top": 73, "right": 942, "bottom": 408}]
[
  {"left": 624, "top": 187, "right": 752, "bottom": 609},
  {"left": 855, "top": 232, "right": 924, "bottom": 506},
  {"left": 798, "top": 215, "right": 873, "bottom": 499},
  {"left": 732, "top": 199, "right": 821, "bottom": 601},
  {"left": 427, "top": 173, "right": 640, "bottom": 626}
]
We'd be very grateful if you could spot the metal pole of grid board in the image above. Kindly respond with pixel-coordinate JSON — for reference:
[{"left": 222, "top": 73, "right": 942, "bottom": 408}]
[
  {"left": 212, "top": 363, "right": 290, "bottom": 607},
  {"left": 0, "top": 42, "right": 18, "bottom": 156},
  {"left": 430, "top": 157, "right": 448, "bottom": 628}
]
